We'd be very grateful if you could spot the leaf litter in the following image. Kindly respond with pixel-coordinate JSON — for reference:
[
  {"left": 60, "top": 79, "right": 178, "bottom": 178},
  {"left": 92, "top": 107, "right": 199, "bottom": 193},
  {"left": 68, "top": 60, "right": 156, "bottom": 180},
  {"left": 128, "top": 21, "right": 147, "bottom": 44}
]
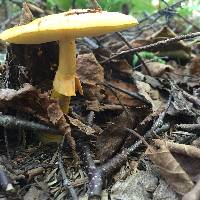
[{"left": 0, "top": 1, "right": 200, "bottom": 200}]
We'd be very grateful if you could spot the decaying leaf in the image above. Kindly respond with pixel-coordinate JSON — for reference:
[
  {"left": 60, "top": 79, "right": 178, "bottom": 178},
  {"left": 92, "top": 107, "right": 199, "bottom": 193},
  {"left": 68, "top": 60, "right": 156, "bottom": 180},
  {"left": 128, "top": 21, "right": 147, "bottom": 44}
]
[
  {"left": 19, "top": 2, "right": 34, "bottom": 25},
  {"left": 47, "top": 102, "right": 63, "bottom": 125},
  {"left": 105, "top": 79, "right": 144, "bottom": 107},
  {"left": 189, "top": 56, "right": 200, "bottom": 76},
  {"left": 146, "top": 140, "right": 194, "bottom": 194},
  {"left": 47, "top": 103, "right": 77, "bottom": 158},
  {"left": 183, "top": 179, "right": 200, "bottom": 200},
  {"left": 77, "top": 53, "right": 105, "bottom": 101},
  {"left": 96, "top": 111, "right": 134, "bottom": 162},
  {"left": 85, "top": 100, "right": 101, "bottom": 112},
  {"left": 67, "top": 116, "right": 95, "bottom": 136},
  {"left": 0, "top": 84, "right": 50, "bottom": 122},
  {"left": 145, "top": 62, "right": 174, "bottom": 77},
  {"left": 104, "top": 59, "right": 133, "bottom": 80},
  {"left": 161, "top": 140, "right": 200, "bottom": 182},
  {"left": 149, "top": 26, "right": 191, "bottom": 60},
  {"left": 136, "top": 81, "right": 163, "bottom": 111},
  {"left": 0, "top": 84, "right": 76, "bottom": 155}
]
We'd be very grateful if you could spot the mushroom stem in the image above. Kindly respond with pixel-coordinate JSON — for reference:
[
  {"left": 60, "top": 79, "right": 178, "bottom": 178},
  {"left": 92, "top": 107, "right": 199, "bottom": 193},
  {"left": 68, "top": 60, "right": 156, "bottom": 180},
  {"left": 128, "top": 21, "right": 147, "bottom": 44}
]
[{"left": 52, "top": 38, "right": 82, "bottom": 113}]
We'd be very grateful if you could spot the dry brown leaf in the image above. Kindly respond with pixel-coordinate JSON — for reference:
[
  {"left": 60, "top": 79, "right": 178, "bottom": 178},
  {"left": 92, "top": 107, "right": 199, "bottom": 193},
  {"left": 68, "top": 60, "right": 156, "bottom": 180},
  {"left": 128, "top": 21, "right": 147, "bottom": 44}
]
[
  {"left": 136, "top": 81, "right": 163, "bottom": 111},
  {"left": 0, "top": 84, "right": 51, "bottom": 122},
  {"left": 96, "top": 111, "right": 134, "bottom": 163},
  {"left": 67, "top": 116, "right": 95, "bottom": 136},
  {"left": 47, "top": 103, "right": 77, "bottom": 159},
  {"left": 149, "top": 26, "right": 191, "bottom": 60},
  {"left": 104, "top": 59, "right": 133, "bottom": 80},
  {"left": 146, "top": 140, "right": 194, "bottom": 194},
  {"left": 19, "top": 2, "right": 34, "bottom": 25},
  {"left": 105, "top": 79, "right": 144, "bottom": 107},
  {"left": 47, "top": 101, "right": 63, "bottom": 125},
  {"left": 77, "top": 53, "right": 104, "bottom": 85},
  {"left": 77, "top": 53, "right": 105, "bottom": 101},
  {"left": 145, "top": 62, "right": 174, "bottom": 77},
  {"left": 182, "top": 179, "right": 200, "bottom": 200},
  {"left": 164, "top": 140, "right": 200, "bottom": 160},
  {"left": 0, "top": 84, "right": 76, "bottom": 156},
  {"left": 189, "top": 56, "right": 200, "bottom": 76},
  {"left": 160, "top": 140, "right": 200, "bottom": 182},
  {"left": 85, "top": 100, "right": 101, "bottom": 112}
]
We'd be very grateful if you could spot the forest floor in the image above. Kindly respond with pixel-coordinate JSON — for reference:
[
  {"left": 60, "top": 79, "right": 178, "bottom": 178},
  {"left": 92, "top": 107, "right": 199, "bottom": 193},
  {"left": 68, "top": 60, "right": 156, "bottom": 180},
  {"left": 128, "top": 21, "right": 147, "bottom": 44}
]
[{"left": 0, "top": 1, "right": 200, "bottom": 200}]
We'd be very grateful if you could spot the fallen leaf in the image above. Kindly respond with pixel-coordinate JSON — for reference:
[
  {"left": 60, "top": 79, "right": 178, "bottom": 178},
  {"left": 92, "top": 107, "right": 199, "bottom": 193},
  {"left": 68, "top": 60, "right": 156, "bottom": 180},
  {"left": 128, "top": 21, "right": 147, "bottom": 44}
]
[
  {"left": 77, "top": 53, "right": 105, "bottom": 102},
  {"left": 162, "top": 140, "right": 200, "bottom": 182},
  {"left": 104, "top": 59, "right": 133, "bottom": 80},
  {"left": 96, "top": 111, "right": 134, "bottom": 162},
  {"left": 182, "top": 179, "right": 200, "bottom": 200},
  {"left": 146, "top": 140, "right": 194, "bottom": 194},
  {"left": 149, "top": 26, "right": 191, "bottom": 60},
  {"left": 136, "top": 81, "right": 163, "bottom": 111},
  {"left": 145, "top": 62, "right": 174, "bottom": 77},
  {"left": 67, "top": 116, "right": 95, "bottom": 136},
  {"left": 105, "top": 79, "right": 144, "bottom": 107},
  {"left": 189, "top": 56, "right": 200, "bottom": 76},
  {"left": 0, "top": 84, "right": 50, "bottom": 122}
]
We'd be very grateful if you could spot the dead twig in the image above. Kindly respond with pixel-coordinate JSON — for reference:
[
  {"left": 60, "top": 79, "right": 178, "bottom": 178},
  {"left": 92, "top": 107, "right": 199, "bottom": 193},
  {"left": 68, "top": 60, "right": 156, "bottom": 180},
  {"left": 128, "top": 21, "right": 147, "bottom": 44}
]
[
  {"left": 0, "top": 114, "right": 60, "bottom": 134},
  {"left": 101, "top": 32, "right": 200, "bottom": 64},
  {"left": 124, "top": 128, "right": 149, "bottom": 147},
  {"left": 58, "top": 154, "right": 78, "bottom": 200},
  {"left": 175, "top": 124, "right": 200, "bottom": 134},
  {"left": 139, "top": 0, "right": 185, "bottom": 24},
  {"left": 177, "top": 13, "right": 200, "bottom": 32},
  {"left": 78, "top": 108, "right": 170, "bottom": 199},
  {"left": 116, "top": 32, "right": 151, "bottom": 75},
  {"left": 78, "top": 140, "right": 103, "bottom": 200},
  {"left": 103, "top": 82, "right": 151, "bottom": 106},
  {"left": 90, "top": 0, "right": 102, "bottom": 10}
]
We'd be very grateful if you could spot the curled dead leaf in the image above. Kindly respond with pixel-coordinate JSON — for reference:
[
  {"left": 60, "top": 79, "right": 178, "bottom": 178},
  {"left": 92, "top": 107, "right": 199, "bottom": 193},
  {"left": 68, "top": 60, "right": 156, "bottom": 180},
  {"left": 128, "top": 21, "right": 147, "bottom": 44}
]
[
  {"left": 145, "top": 62, "right": 174, "bottom": 77},
  {"left": 146, "top": 140, "right": 194, "bottom": 194}
]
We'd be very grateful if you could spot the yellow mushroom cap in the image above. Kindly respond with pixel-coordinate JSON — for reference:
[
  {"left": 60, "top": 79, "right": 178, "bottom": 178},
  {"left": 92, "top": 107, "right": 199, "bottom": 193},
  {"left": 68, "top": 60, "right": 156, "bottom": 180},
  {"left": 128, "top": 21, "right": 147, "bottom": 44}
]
[{"left": 0, "top": 9, "right": 138, "bottom": 44}]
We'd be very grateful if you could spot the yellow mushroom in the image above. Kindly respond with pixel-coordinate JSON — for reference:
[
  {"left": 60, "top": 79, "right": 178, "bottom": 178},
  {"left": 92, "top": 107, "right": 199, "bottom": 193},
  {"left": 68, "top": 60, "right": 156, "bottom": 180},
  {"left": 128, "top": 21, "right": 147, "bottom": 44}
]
[{"left": 0, "top": 9, "right": 138, "bottom": 113}]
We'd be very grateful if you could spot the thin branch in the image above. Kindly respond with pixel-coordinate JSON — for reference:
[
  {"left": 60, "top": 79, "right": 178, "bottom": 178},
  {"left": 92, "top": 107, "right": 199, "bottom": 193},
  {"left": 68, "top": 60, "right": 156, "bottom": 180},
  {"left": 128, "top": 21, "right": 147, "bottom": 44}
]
[
  {"left": 58, "top": 155, "right": 78, "bottom": 200},
  {"left": 0, "top": 114, "right": 60, "bottom": 134},
  {"left": 77, "top": 139, "right": 103, "bottom": 200},
  {"left": 177, "top": 13, "right": 200, "bottom": 32},
  {"left": 100, "top": 32, "right": 200, "bottom": 64},
  {"left": 90, "top": 0, "right": 102, "bottom": 10},
  {"left": 116, "top": 32, "right": 151, "bottom": 75},
  {"left": 139, "top": 0, "right": 185, "bottom": 24},
  {"left": 102, "top": 82, "right": 151, "bottom": 106}
]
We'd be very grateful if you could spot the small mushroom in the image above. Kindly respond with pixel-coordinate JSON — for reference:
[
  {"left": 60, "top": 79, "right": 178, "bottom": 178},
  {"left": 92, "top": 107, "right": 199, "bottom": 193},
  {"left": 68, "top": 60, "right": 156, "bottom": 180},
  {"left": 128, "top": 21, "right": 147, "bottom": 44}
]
[{"left": 0, "top": 9, "right": 138, "bottom": 113}]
